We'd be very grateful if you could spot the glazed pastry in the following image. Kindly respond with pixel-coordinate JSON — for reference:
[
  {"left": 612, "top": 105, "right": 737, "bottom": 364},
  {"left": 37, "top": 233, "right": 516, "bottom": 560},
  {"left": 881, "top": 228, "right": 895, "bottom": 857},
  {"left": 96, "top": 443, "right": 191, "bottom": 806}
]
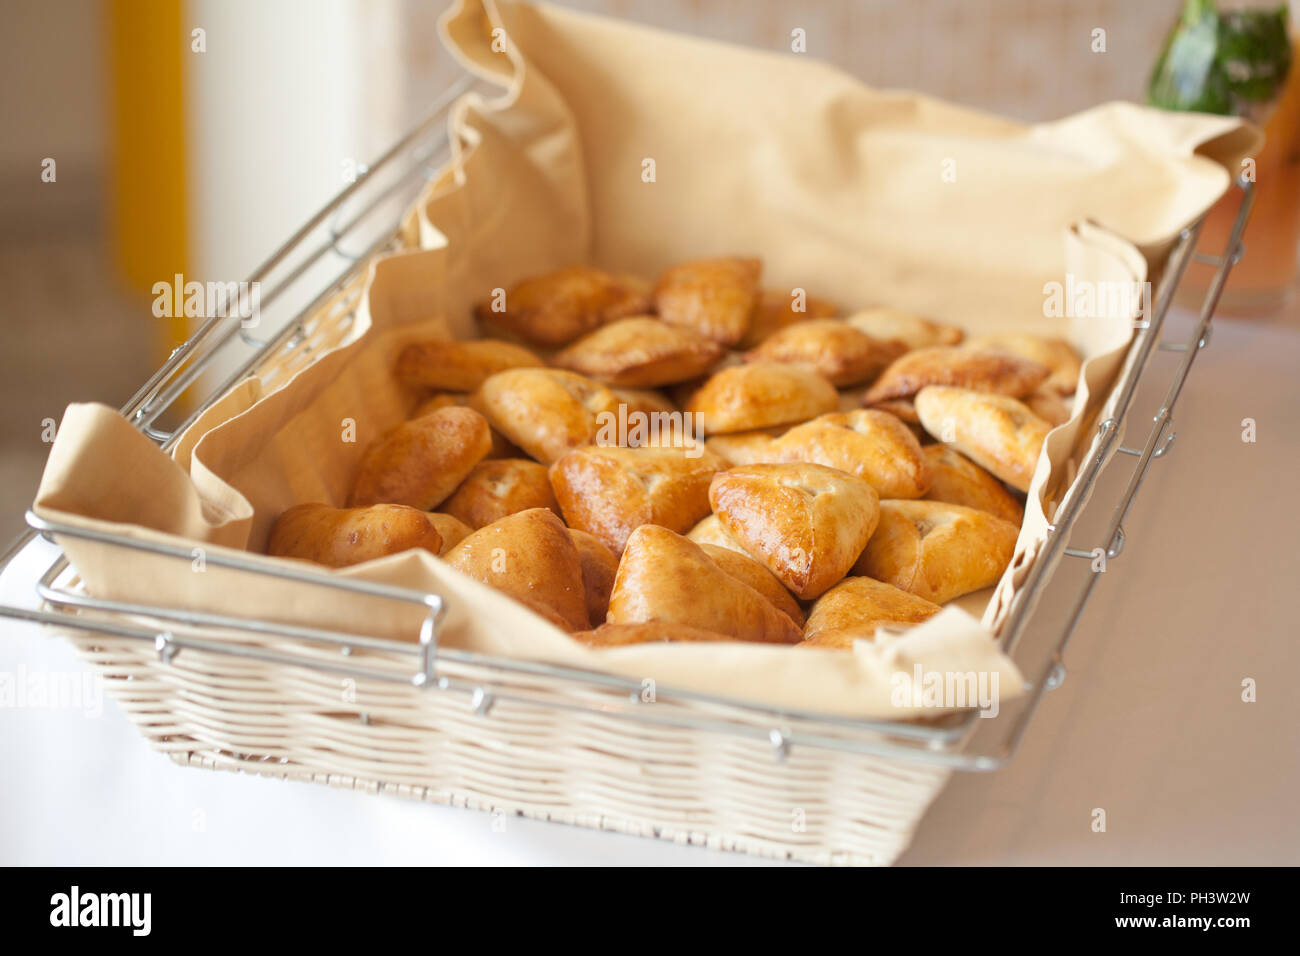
[
  {"left": 444, "top": 508, "right": 589, "bottom": 632},
  {"left": 474, "top": 368, "right": 621, "bottom": 464},
  {"left": 551, "top": 317, "right": 725, "bottom": 387},
  {"left": 549, "top": 444, "right": 725, "bottom": 554},
  {"left": 743, "top": 319, "right": 906, "bottom": 387},
  {"left": 475, "top": 265, "right": 651, "bottom": 347},
  {"left": 426, "top": 513, "right": 474, "bottom": 554},
  {"left": 609, "top": 387, "right": 677, "bottom": 419},
  {"left": 1024, "top": 386, "right": 1072, "bottom": 427},
  {"left": 699, "top": 543, "right": 804, "bottom": 627},
  {"left": 921, "top": 445, "right": 1024, "bottom": 525},
  {"left": 569, "top": 528, "right": 619, "bottom": 628},
  {"left": 967, "top": 332, "right": 1081, "bottom": 395},
  {"left": 606, "top": 525, "right": 802, "bottom": 643},
  {"left": 800, "top": 576, "right": 941, "bottom": 646},
  {"left": 709, "top": 462, "right": 881, "bottom": 600},
  {"left": 761, "top": 410, "right": 931, "bottom": 499},
  {"left": 851, "top": 499, "right": 1019, "bottom": 604},
  {"left": 268, "top": 503, "right": 442, "bottom": 569},
  {"left": 685, "top": 362, "right": 838, "bottom": 434},
  {"left": 844, "top": 307, "right": 964, "bottom": 350},
  {"left": 441, "top": 458, "right": 561, "bottom": 529},
  {"left": 705, "top": 428, "right": 784, "bottom": 465},
  {"left": 652, "top": 256, "right": 761, "bottom": 346},
  {"left": 573, "top": 621, "right": 740, "bottom": 646},
  {"left": 394, "top": 339, "right": 542, "bottom": 393},
  {"left": 685, "top": 513, "right": 748, "bottom": 554},
  {"left": 914, "top": 385, "right": 1051, "bottom": 492},
  {"left": 412, "top": 392, "right": 523, "bottom": 459},
  {"left": 737, "top": 288, "right": 838, "bottom": 349},
  {"left": 348, "top": 406, "right": 492, "bottom": 510},
  {"left": 868, "top": 398, "right": 920, "bottom": 425},
  {"left": 863, "top": 346, "right": 1050, "bottom": 405}
]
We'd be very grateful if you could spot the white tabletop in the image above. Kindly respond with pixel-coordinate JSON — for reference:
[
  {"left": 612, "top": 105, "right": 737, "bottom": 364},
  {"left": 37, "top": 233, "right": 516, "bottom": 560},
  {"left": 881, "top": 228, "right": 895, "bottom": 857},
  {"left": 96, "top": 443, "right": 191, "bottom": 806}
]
[{"left": 2, "top": 305, "right": 1297, "bottom": 866}]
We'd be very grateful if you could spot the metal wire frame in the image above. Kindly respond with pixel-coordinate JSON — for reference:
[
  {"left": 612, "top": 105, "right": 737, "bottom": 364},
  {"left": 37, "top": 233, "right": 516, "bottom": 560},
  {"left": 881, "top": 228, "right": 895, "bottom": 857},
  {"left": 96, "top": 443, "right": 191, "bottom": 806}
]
[{"left": 0, "top": 79, "right": 1255, "bottom": 769}]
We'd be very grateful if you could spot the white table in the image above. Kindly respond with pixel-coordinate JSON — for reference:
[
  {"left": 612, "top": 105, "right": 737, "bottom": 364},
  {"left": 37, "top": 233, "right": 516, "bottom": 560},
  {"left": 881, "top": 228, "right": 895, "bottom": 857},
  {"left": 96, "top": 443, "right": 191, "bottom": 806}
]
[{"left": 2, "top": 305, "right": 1296, "bottom": 866}]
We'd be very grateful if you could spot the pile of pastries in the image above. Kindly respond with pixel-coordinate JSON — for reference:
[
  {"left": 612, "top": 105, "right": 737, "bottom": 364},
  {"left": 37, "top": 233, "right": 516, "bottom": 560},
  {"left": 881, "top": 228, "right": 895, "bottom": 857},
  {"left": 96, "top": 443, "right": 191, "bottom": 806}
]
[{"left": 268, "top": 258, "right": 1079, "bottom": 650}]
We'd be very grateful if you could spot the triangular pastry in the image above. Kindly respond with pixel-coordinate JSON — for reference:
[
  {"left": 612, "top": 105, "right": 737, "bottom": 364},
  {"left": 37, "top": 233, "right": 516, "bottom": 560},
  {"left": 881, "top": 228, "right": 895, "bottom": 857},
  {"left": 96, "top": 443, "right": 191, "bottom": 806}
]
[
  {"left": 394, "top": 339, "right": 542, "bottom": 392},
  {"left": 685, "top": 362, "right": 838, "bottom": 434},
  {"left": 569, "top": 528, "right": 619, "bottom": 628},
  {"left": 844, "top": 307, "right": 964, "bottom": 351},
  {"left": 441, "top": 458, "right": 561, "bottom": 529},
  {"left": 863, "top": 346, "right": 1050, "bottom": 405},
  {"left": 967, "top": 333, "right": 1081, "bottom": 395},
  {"left": 268, "top": 503, "right": 443, "bottom": 569},
  {"left": 685, "top": 514, "right": 748, "bottom": 554},
  {"left": 914, "top": 385, "right": 1051, "bottom": 492},
  {"left": 652, "top": 256, "right": 761, "bottom": 346},
  {"left": 348, "top": 406, "right": 492, "bottom": 510},
  {"left": 475, "top": 265, "right": 651, "bottom": 347},
  {"left": 762, "top": 409, "right": 931, "bottom": 498},
  {"left": 738, "top": 288, "right": 838, "bottom": 349},
  {"left": 921, "top": 445, "right": 1024, "bottom": 525},
  {"left": 474, "top": 368, "right": 621, "bottom": 464},
  {"left": 744, "top": 319, "right": 906, "bottom": 387},
  {"left": 426, "top": 513, "right": 473, "bottom": 554},
  {"left": 552, "top": 316, "right": 725, "bottom": 387},
  {"left": 800, "top": 576, "right": 941, "bottom": 647},
  {"left": 699, "top": 543, "right": 804, "bottom": 627}
]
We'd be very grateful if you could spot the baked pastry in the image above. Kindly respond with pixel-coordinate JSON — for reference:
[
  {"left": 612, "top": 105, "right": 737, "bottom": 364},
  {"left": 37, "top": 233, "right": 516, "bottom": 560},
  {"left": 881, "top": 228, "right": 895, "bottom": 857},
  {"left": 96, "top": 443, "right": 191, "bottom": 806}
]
[
  {"left": 394, "top": 339, "right": 542, "bottom": 393},
  {"left": 685, "top": 514, "right": 747, "bottom": 554},
  {"left": 268, "top": 503, "right": 443, "bottom": 568},
  {"left": 609, "top": 387, "right": 677, "bottom": 419},
  {"left": 573, "top": 622, "right": 739, "bottom": 646},
  {"left": 967, "top": 332, "right": 1081, "bottom": 395},
  {"left": 444, "top": 508, "right": 589, "bottom": 632},
  {"left": 551, "top": 317, "right": 725, "bottom": 387},
  {"left": 475, "top": 265, "right": 651, "bottom": 347},
  {"left": 606, "top": 525, "right": 802, "bottom": 643},
  {"left": 762, "top": 409, "right": 931, "bottom": 499},
  {"left": 685, "top": 362, "right": 838, "bottom": 434},
  {"left": 441, "top": 458, "right": 561, "bottom": 529},
  {"left": 652, "top": 256, "right": 761, "bottom": 346},
  {"left": 348, "top": 406, "right": 492, "bottom": 510},
  {"left": 921, "top": 445, "right": 1024, "bottom": 525},
  {"left": 743, "top": 319, "right": 906, "bottom": 387},
  {"left": 801, "top": 576, "right": 941, "bottom": 647},
  {"left": 699, "top": 543, "right": 804, "bottom": 627},
  {"left": 415, "top": 393, "right": 524, "bottom": 460},
  {"left": 863, "top": 346, "right": 1050, "bottom": 405},
  {"left": 705, "top": 428, "right": 784, "bottom": 465},
  {"left": 569, "top": 528, "right": 619, "bottom": 627},
  {"left": 913, "top": 385, "right": 1051, "bottom": 492},
  {"left": 851, "top": 499, "right": 1018, "bottom": 604},
  {"left": 474, "top": 368, "right": 621, "bottom": 464},
  {"left": 709, "top": 462, "right": 881, "bottom": 599},
  {"left": 426, "top": 512, "right": 474, "bottom": 553},
  {"left": 738, "top": 288, "right": 838, "bottom": 348},
  {"left": 1024, "top": 386, "right": 1072, "bottom": 427},
  {"left": 844, "top": 307, "right": 964, "bottom": 350},
  {"left": 867, "top": 398, "right": 919, "bottom": 425},
  {"left": 549, "top": 444, "right": 725, "bottom": 554}
]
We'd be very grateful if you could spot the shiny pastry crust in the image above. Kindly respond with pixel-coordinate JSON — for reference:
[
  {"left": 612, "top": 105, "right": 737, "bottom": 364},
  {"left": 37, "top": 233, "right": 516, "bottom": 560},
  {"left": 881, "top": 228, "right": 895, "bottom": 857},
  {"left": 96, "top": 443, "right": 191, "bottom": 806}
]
[
  {"left": 426, "top": 513, "right": 473, "bottom": 554},
  {"left": 699, "top": 543, "right": 805, "bottom": 627},
  {"left": 606, "top": 525, "right": 802, "bottom": 643},
  {"left": 415, "top": 392, "right": 524, "bottom": 460},
  {"left": 967, "top": 332, "right": 1081, "bottom": 396},
  {"left": 685, "top": 362, "right": 838, "bottom": 435},
  {"left": 863, "top": 346, "right": 1050, "bottom": 405},
  {"left": 744, "top": 319, "right": 907, "bottom": 387},
  {"left": 394, "top": 339, "right": 542, "bottom": 393},
  {"left": 844, "top": 307, "right": 964, "bottom": 350},
  {"left": 569, "top": 528, "right": 619, "bottom": 628},
  {"left": 551, "top": 317, "right": 726, "bottom": 387},
  {"left": 709, "top": 462, "right": 881, "bottom": 600},
  {"left": 705, "top": 428, "right": 784, "bottom": 465},
  {"left": 444, "top": 508, "right": 589, "bottom": 631},
  {"left": 738, "top": 288, "right": 839, "bottom": 349},
  {"left": 441, "top": 458, "right": 561, "bottom": 529},
  {"left": 801, "top": 576, "right": 941, "bottom": 646},
  {"left": 268, "top": 503, "right": 443, "bottom": 569},
  {"left": 549, "top": 444, "right": 725, "bottom": 555},
  {"left": 573, "top": 621, "right": 740, "bottom": 646},
  {"left": 762, "top": 409, "right": 932, "bottom": 499},
  {"left": 652, "top": 256, "right": 761, "bottom": 346},
  {"left": 914, "top": 385, "right": 1052, "bottom": 492},
  {"left": 348, "top": 406, "right": 492, "bottom": 510},
  {"left": 868, "top": 398, "right": 920, "bottom": 424},
  {"left": 921, "top": 445, "right": 1024, "bottom": 525},
  {"left": 609, "top": 387, "right": 677, "bottom": 419},
  {"left": 474, "top": 368, "right": 621, "bottom": 464},
  {"left": 851, "top": 499, "right": 1019, "bottom": 604},
  {"left": 475, "top": 265, "right": 651, "bottom": 347},
  {"left": 1024, "top": 386, "right": 1072, "bottom": 427},
  {"left": 685, "top": 513, "right": 748, "bottom": 554}
]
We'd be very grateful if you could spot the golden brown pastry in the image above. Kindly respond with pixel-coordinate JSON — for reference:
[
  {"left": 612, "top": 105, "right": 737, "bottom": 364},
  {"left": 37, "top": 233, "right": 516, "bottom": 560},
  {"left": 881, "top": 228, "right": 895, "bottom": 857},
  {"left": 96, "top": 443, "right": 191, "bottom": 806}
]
[
  {"left": 743, "top": 319, "right": 906, "bottom": 387},
  {"left": 416, "top": 393, "right": 524, "bottom": 460},
  {"left": 685, "top": 362, "right": 838, "bottom": 434},
  {"left": 705, "top": 428, "right": 784, "bottom": 465},
  {"left": 867, "top": 398, "right": 920, "bottom": 425},
  {"left": 394, "top": 339, "right": 542, "bottom": 393},
  {"left": 426, "top": 512, "right": 473, "bottom": 554},
  {"left": 914, "top": 385, "right": 1052, "bottom": 493},
  {"left": 652, "top": 256, "right": 761, "bottom": 346},
  {"left": 606, "top": 525, "right": 802, "bottom": 643},
  {"left": 573, "top": 621, "right": 740, "bottom": 646},
  {"left": 685, "top": 514, "right": 747, "bottom": 554},
  {"left": 549, "top": 444, "right": 725, "bottom": 554},
  {"left": 1024, "top": 386, "right": 1072, "bottom": 427},
  {"left": 844, "top": 307, "right": 964, "bottom": 350},
  {"left": 762, "top": 410, "right": 931, "bottom": 499},
  {"left": 444, "top": 508, "right": 588, "bottom": 631},
  {"left": 709, "top": 462, "right": 881, "bottom": 600},
  {"left": 738, "top": 288, "right": 838, "bottom": 349},
  {"left": 863, "top": 346, "right": 1050, "bottom": 405},
  {"left": 268, "top": 503, "right": 442, "bottom": 568},
  {"left": 474, "top": 368, "right": 621, "bottom": 464},
  {"left": 569, "top": 528, "right": 619, "bottom": 628},
  {"left": 348, "top": 407, "right": 492, "bottom": 510},
  {"left": 475, "top": 265, "right": 651, "bottom": 347},
  {"left": 440, "top": 458, "right": 561, "bottom": 529},
  {"left": 699, "top": 543, "right": 804, "bottom": 627},
  {"left": 609, "top": 387, "right": 677, "bottom": 419},
  {"left": 967, "top": 332, "right": 1081, "bottom": 395},
  {"left": 800, "top": 576, "right": 941, "bottom": 646},
  {"left": 551, "top": 317, "right": 725, "bottom": 387},
  {"left": 921, "top": 445, "right": 1024, "bottom": 525},
  {"left": 851, "top": 499, "right": 1019, "bottom": 604}
]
